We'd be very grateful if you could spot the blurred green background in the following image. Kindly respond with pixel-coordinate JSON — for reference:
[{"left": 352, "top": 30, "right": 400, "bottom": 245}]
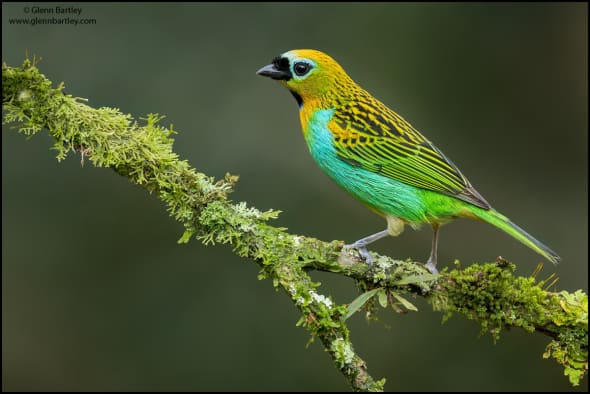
[{"left": 2, "top": 2, "right": 587, "bottom": 391}]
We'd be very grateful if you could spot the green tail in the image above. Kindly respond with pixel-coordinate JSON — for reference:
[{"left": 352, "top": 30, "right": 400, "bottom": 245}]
[{"left": 469, "top": 207, "right": 560, "bottom": 265}]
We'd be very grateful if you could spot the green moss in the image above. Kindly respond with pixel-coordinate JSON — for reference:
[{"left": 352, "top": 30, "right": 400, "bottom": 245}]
[
  {"left": 433, "top": 262, "right": 588, "bottom": 385},
  {"left": 543, "top": 290, "right": 588, "bottom": 386}
]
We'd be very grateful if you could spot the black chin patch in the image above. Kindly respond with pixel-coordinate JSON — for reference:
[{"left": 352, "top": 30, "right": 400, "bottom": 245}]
[{"left": 289, "top": 90, "right": 303, "bottom": 108}]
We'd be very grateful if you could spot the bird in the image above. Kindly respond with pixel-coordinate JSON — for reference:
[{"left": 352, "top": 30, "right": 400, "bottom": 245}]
[{"left": 256, "top": 49, "right": 560, "bottom": 274}]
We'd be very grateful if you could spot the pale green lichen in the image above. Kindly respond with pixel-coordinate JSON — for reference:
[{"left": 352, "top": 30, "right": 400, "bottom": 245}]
[{"left": 331, "top": 337, "right": 356, "bottom": 368}]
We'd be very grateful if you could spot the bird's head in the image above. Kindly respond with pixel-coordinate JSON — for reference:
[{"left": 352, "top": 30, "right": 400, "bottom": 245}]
[{"left": 256, "top": 49, "right": 354, "bottom": 108}]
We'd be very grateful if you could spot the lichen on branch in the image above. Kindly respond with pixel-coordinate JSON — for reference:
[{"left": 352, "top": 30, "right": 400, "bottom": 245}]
[{"left": 2, "top": 59, "right": 587, "bottom": 390}]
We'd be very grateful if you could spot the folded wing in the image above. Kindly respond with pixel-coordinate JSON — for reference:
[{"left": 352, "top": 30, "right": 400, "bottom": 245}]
[{"left": 329, "top": 96, "right": 491, "bottom": 209}]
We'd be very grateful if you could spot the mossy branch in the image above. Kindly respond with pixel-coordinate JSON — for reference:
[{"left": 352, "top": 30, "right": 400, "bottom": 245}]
[{"left": 2, "top": 59, "right": 587, "bottom": 391}]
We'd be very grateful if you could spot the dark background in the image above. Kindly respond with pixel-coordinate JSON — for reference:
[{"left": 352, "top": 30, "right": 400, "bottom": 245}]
[{"left": 2, "top": 3, "right": 587, "bottom": 391}]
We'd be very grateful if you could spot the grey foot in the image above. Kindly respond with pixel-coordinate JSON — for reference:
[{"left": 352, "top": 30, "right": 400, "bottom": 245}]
[
  {"left": 425, "top": 258, "right": 439, "bottom": 274},
  {"left": 343, "top": 243, "right": 374, "bottom": 267}
]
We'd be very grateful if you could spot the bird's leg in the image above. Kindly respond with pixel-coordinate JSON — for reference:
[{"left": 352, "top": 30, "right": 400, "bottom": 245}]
[
  {"left": 425, "top": 223, "right": 440, "bottom": 274},
  {"left": 343, "top": 230, "right": 390, "bottom": 265}
]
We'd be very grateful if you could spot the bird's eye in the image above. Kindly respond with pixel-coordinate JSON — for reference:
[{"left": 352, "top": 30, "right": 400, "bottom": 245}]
[{"left": 293, "top": 62, "right": 311, "bottom": 77}]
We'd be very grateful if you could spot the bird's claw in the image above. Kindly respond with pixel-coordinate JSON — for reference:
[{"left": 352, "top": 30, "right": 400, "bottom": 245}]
[
  {"left": 343, "top": 243, "right": 374, "bottom": 267},
  {"left": 425, "top": 259, "right": 439, "bottom": 274}
]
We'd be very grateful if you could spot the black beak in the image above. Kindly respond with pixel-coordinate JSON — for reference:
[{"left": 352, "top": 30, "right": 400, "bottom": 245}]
[{"left": 256, "top": 64, "right": 291, "bottom": 81}]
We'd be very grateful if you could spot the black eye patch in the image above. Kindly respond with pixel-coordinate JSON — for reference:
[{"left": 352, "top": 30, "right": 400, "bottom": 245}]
[{"left": 272, "top": 56, "right": 290, "bottom": 72}]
